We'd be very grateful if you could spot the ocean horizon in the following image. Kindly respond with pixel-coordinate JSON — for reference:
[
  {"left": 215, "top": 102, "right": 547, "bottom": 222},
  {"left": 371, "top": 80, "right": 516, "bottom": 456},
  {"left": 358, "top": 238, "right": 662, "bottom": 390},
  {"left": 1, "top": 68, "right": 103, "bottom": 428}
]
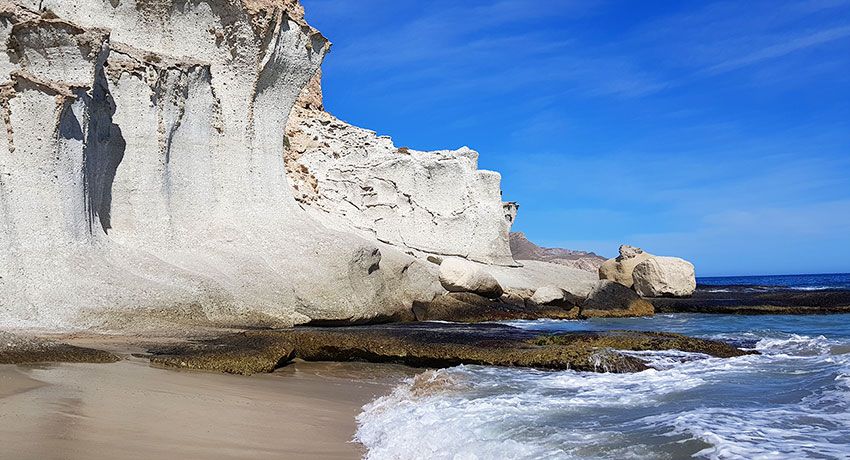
[{"left": 699, "top": 273, "right": 850, "bottom": 290}]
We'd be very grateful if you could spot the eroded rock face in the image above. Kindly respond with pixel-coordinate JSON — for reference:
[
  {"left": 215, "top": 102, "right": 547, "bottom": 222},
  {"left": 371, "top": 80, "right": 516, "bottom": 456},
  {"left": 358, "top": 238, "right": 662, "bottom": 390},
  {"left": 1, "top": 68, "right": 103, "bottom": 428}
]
[
  {"left": 0, "top": 0, "right": 438, "bottom": 330},
  {"left": 0, "top": 1, "right": 657, "bottom": 330},
  {"left": 284, "top": 73, "right": 517, "bottom": 267},
  {"left": 632, "top": 256, "right": 697, "bottom": 298},
  {"left": 486, "top": 259, "right": 598, "bottom": 300}
]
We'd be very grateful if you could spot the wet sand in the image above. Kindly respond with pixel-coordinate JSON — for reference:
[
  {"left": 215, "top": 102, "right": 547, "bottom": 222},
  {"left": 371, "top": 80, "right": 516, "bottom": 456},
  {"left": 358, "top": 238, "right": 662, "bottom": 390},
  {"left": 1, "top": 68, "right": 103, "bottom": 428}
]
[{"left": 0, "top": 357, "right": 414, "bottom": 459}]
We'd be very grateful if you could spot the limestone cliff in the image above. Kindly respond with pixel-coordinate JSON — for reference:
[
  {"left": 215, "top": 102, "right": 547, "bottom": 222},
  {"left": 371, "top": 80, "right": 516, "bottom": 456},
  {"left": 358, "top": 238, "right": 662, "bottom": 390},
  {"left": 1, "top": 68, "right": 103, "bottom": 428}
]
[
  {"left": 280, "top": 67, "right": 603, "bottom": 307},
  {"left": 285, "top": 72, "right": 518, "bottom": 267},
  {"left": 0, "top": 0, "right": 441, "bottom": 330},
  {"left": 0, "top": 0, "right": 613, "bottom": 331}
]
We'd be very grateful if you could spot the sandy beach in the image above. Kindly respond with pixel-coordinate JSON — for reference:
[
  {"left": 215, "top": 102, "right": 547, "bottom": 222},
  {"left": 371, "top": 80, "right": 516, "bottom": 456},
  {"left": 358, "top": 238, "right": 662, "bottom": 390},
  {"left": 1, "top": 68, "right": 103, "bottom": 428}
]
[{"left": 0, "top": 357, "right": 414, "bottom": 460}]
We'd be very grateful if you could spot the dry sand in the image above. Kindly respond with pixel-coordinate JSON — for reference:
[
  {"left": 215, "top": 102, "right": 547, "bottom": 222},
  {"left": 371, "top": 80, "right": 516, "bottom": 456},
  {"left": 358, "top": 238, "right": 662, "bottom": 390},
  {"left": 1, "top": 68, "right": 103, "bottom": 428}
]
[{"left": 0, "top": 357, "right": 415, "bottom": 459}]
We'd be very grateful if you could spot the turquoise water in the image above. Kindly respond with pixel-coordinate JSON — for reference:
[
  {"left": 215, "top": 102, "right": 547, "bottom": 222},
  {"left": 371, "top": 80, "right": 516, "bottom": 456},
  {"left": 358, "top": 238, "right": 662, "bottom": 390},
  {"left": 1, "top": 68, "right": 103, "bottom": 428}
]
[{"left": 356, "top": 314, "right": 850, "bottom": 459}]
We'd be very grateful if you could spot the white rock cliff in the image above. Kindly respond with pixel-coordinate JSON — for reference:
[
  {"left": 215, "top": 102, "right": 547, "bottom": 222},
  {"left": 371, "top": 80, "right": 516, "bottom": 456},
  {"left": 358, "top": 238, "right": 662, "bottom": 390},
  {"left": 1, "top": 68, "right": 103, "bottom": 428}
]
[
  {"left": 285, "top": 74, "right": 517, "bottom": 266},
  {"left": 0, "top": 0, "right": 637, "bottom": 331},
  {"left": 0, "top": 0, "right": 442, "bottom": 330}
]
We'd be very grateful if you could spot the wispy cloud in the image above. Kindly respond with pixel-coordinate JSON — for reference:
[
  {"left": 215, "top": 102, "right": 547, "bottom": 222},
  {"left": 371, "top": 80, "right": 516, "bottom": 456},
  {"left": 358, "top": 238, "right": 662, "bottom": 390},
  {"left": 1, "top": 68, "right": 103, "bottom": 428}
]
[
  {"left": 632, "top": 0, "right": 850, "bottom": 83},
  {"left": 311, "top": 0, "right": 667, "bottom": 101},
  {"left": 304, "top": 0, "right": 850, "bottom": 275},
  {"left": 703, "top": 25, "right": 850, "bottom": 74}
]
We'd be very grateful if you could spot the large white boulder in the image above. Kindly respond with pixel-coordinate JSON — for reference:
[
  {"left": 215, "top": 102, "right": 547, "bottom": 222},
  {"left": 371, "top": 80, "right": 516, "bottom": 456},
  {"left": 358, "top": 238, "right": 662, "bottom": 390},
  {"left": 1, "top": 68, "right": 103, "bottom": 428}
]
[
  {"left": 530, "top": 286, "right": 568, "bottom": 306},
  {"left": 439, "top": 258, "right": 504, "bottom": 299},
  {"left": 598, "top": 245, "right": 653, "bottom": 288},
  {"left": 632, "top": 257, "right": 697, "bottom": 298}
]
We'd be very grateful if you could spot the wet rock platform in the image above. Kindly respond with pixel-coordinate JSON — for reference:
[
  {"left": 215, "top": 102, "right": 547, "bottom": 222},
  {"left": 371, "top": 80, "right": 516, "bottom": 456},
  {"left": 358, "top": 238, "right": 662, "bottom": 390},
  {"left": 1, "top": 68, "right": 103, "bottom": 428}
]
[
  {"left": 654, "top": 286, "right": 850, "bottom": 315},
  {"left": 0, "top": 331, "right": 120, "bottom": 364},
  {"left": 149, "top": 322, "right": 754, "bottom": 375}
]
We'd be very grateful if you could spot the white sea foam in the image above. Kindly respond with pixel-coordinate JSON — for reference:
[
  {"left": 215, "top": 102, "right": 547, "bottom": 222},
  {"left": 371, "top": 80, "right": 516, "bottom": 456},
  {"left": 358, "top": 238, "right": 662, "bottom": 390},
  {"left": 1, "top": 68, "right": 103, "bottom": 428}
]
[
  {"left": 643, "top": 405, "right": 850, "bottom": 460},
  {"left": 356, "top": 326, "right": 850, "bottom": 459},
  {"left": 789, "top": 286, "right": 839, "bottom": 291}
]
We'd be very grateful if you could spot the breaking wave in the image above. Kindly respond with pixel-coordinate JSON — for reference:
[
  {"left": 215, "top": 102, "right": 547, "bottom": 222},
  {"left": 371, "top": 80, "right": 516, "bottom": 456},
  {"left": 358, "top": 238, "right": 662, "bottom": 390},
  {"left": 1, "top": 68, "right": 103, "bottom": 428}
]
[{"left": 355, "top": 316, "right": 850, "bottom": 459}]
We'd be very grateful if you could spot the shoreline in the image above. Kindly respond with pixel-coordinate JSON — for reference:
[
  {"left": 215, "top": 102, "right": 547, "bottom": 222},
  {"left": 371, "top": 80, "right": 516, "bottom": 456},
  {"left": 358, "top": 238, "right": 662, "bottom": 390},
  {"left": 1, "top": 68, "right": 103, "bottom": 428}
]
[
  {"left": 2, "top": 309, "right": 847, "bottom": 458},
  {"left": 0, "top": 357, "right": 414, "bottom": 460}
]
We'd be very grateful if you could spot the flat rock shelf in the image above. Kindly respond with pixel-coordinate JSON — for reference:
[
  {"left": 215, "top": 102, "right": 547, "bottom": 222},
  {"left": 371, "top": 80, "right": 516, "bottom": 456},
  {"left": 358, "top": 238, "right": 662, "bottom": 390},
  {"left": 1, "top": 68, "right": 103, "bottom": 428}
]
[
  {"left": 654, "top": 286, "right": 850, "bottom": 314},
  {"left": 148, "top": 323, "right": 755, "bottom": 375}
]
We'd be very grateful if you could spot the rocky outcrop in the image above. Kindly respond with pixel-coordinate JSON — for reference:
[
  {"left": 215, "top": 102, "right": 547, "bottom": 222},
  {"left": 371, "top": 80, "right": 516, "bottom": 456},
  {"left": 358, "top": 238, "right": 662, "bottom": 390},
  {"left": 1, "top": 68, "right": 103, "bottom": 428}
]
[
  {"left": 510, "top": 232, "right": 606, "bottom": 272},
  {"left": 438, "top": 257, "right": 504, "bottom": 299},
  {"left": 284, "top": 73, "right": 517, "bottom": 267},
  {"left": 599, "top": 245, "right": 696, "bottom": 298},
  {"left": 0, "top": 331, "right": 119, "bottom": 364},
  {"left": 149, "top": 323, "right": 755, "bottom": 375},
  {"left": 632, "top": 257, "right": 697, "bottom": 298},
  {"left": 598, "top": 245, "right": 653, "bottom": 288},
  {"left": 0, "top": 0, "right": 441, "bottom": 330},
  {"left": 582, "top": 280, "right": 655, "bottom": 318},
  {"left": 503, "top": 202, "right": 519, "bottom": 225}
]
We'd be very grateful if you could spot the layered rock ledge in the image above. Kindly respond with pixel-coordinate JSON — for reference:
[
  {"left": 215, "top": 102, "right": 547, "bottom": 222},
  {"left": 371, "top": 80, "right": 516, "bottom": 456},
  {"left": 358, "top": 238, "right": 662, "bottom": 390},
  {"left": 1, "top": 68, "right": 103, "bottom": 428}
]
[
  {"left": 0, "top": 331, "right": 119, "bottom": 364},
  {"left": 148, "top": 323, "right": 755, "bottom": 375}
]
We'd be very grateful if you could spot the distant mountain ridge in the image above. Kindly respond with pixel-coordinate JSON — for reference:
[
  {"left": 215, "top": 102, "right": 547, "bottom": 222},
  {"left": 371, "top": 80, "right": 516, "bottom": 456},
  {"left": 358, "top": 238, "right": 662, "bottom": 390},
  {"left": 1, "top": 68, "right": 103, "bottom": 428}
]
[{"left": 510, "top": 233, "right": 607, "bottom": 273}]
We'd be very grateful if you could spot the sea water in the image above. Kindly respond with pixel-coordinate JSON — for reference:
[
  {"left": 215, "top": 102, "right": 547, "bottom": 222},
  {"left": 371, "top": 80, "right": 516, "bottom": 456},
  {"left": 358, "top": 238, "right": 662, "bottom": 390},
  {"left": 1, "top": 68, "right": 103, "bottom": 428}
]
[
  {"left": 699, "top": 273, "right": 850, "bottom": 291},
  {"left": 356, "top": 311, "right": 850, "bottom": 458}
]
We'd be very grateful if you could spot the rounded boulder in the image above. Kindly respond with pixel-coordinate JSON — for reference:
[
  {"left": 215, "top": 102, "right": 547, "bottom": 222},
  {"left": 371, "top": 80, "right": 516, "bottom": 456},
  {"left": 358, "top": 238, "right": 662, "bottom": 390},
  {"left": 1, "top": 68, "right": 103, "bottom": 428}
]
[
  {"left": 439, "top": 258, "right": 504, "bottom": 299},
  {"left": 632, "top": 257, "right": 696, "bottom": 298}
]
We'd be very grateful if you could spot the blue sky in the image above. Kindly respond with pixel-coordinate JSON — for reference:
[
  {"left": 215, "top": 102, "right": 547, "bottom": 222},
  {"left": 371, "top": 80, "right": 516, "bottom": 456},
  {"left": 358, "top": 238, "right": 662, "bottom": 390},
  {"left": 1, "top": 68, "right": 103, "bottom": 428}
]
[{"left": 301, "top": 0, "right": 850, "bottom": 276}]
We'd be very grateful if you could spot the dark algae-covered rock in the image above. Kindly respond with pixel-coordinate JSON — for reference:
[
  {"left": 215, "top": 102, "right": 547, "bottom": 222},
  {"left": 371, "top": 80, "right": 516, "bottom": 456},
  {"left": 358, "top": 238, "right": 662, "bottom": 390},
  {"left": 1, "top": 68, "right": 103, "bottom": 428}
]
[
  {"left": 654, "top": 286, "right": 850, "bottom": 315},
  {"left": 413, "top": 292, "right": 580, "bottom": 322},
  {"left": 0, "top": 332, "right": 120, "bottom": 364},
  {"left": 582, "top": 280, "right": 655, "bottom": 318},
  {"left": 149, "top": 333, "right": 295, "bottom": 375},
  {"left": 149, "top": 323, "right": 754, "bottom": 375},
  {"left": 530, "top": 330, "right": 752, "bottom": 359}
]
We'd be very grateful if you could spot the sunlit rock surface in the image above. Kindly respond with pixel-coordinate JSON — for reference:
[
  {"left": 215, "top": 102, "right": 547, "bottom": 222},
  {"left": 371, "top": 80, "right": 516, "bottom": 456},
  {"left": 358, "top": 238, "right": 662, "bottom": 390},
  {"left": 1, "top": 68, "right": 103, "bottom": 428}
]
[
  {"left": 285, "top": 72, "right": 517, "bottom": 266},
  {"left": 0, "top": 0, "right": 438, "bottom": 330}
]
